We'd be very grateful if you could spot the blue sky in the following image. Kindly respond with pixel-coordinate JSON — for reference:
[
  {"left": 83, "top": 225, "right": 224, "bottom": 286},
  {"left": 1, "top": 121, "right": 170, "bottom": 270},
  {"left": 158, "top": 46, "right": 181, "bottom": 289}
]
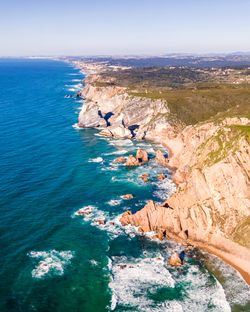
[{"left": 0, "top": 0, "right": 249, "bottom": 56}]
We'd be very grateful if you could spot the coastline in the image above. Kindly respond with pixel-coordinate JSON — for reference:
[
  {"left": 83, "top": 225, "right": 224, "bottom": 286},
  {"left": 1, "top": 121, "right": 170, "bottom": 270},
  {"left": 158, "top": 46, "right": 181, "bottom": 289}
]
[
  {"left": 202, "top": 245, "right": 250, "bottom": 285},
  {"left": 166, "top": 232, "right": 250, "bottom": 285},
  {"left": 72, "top": 60, "right": 250, "bottom": 287}
]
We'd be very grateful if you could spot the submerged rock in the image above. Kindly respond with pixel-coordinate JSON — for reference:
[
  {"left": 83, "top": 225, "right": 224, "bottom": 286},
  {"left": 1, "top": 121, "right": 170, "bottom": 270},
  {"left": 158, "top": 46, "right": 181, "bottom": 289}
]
[
  {"left": 120, "top": 194, "right": 134, "bottom": 200},
  {"left": 95, "top": 219, "right": 106, "bottom": 225},
  {"left": 157, "top": 173, "right": 165, "bottom": 181},
  {"left": 140, "top": 173, "right": 149, "bottom": 182},
  {"left": 75, "top": 207, "right": 93, "bottom": 216}
]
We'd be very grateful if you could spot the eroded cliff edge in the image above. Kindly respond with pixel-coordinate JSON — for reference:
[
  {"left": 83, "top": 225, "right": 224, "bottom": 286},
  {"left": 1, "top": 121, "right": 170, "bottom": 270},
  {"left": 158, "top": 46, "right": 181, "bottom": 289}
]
[
  {"left": 121, "top": 120, "right": 250, "bottom": 282},
  {"left": 76, "top": 61, "right": 250, "bottom": 282}
]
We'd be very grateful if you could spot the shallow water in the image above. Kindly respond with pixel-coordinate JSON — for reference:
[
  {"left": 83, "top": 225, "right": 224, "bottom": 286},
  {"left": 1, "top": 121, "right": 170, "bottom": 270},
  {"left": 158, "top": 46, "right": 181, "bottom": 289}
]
[{"left": 0, "top": 59, "right": 249, "bottom": 312}]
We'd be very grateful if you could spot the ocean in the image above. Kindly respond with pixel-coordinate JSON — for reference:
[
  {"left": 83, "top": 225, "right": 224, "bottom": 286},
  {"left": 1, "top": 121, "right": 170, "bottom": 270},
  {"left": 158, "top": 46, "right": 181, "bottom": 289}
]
[{"left": 0, "top": 59, "right": 249, "bottom": 312}]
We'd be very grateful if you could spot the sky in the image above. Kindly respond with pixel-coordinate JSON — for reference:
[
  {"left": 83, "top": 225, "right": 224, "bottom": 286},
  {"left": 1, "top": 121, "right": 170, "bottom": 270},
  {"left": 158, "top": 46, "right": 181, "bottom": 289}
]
[{"left": 0, "top": 0, "right": 249, "bottom": 56}]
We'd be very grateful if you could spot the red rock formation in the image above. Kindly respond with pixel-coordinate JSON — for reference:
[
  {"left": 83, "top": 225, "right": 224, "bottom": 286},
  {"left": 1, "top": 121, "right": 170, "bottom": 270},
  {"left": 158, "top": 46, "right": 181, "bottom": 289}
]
[
  {"left": 120, "top": 119, "right": 250, "bottom": 282},
  {"left": 95, "top": 219, "right": 106, "bottom": 225},
  {"left": 126, "top": 155, "right": 140, "bottom": 166},
  {"left": 140, "top": 173, "right": 149, "bottom": 182},
  {"left": 155, "top": 150, "right": 168, "bottom": 166},
  {"left": 168, "top": 253, "right": 182, "bottom": 267},
  {"left": 120, "top": 194, "right": 134, "bottom": 200},
  {"left": 113, "top": 156, "right": 126, "bottom": 163},
  {"left": 136, "top": 148, "right": 148, "bottom": 163},
  {"left": 157, "top": 173, "right": 165, "bottom": 181},
  {"left": 75, "top": 207, "right": 93, "bottom": 216},
  {"left": 119, "top": 200, "right": 176, "bottom": 233},
  {"left": 120, "top": 211, "right": 132, "bottom": 226}
]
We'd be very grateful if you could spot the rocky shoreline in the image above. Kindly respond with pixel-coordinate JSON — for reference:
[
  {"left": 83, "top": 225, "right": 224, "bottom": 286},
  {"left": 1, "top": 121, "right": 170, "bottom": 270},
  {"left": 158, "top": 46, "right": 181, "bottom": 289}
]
[{"left": 73, "top": 60, "right": 250, "bottom": 284}]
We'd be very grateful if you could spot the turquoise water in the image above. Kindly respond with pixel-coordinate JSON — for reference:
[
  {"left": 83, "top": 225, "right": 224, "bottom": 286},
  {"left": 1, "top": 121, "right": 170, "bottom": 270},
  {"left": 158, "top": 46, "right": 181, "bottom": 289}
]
[{"left": 0, "top": 59, "right": 249, "bottom": 312}]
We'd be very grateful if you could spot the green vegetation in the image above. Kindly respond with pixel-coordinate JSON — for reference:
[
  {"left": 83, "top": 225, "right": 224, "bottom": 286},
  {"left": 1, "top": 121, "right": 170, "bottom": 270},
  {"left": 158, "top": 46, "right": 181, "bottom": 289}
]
[
  {"left": 196, "top": 125, "right": 250, "bottom": 167},
  {"left": 128, "top": 85, "right": 250, "bottom": 125},
  {"left": 233, "top": 217, "right": 250, "bottom": 248},
  {"left": 96, "top": 66, "right": 250, "bottom": 126},
  {"left": 229, "top": 125, "right": 250, "bottom": 142}
]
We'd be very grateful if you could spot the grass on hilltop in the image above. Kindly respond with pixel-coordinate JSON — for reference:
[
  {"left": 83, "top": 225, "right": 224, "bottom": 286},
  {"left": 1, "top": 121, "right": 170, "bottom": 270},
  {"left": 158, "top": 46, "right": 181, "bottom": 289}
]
[
  {"left": 128, "top": 84, "right": 250, "bottom": 125},
  {"left": 95, "top": 67, "right": 250, "bottom": 126}
]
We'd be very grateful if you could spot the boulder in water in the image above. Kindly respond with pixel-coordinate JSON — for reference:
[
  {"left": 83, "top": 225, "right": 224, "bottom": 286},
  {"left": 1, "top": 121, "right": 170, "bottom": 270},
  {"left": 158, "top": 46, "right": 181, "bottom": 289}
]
[
  {"left": 136, "top": 148, "right": 148, "bottom": 163},
  {"left": 157, "top": 173, "right": 165, "bottom": 181},
  {"left": 140, "top": 173, "right": 149, "bottom": 182},
  {"left": 120, "top": 194, "right": 134, "bottom": 200},
  {"left": 75, "top": 207, "right": 93, "bottom": 216},
  {"left": 168, "top": 252, "right": 182, "bottom": 267},
  {"left": 113, "top": 156, "right": 126, "bottom": 163},
  {"left": 126, "top": 155, "right": 140, "bottom": 166},
  {"left": 95, "top": 219, "right": 106, "bottom": 225}
]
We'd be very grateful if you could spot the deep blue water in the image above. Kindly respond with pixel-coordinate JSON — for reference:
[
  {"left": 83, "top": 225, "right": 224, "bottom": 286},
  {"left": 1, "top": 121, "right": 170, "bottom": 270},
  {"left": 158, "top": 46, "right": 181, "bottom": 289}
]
[{"left": 0, "top": 59, "right": 249, "bottom": 312}]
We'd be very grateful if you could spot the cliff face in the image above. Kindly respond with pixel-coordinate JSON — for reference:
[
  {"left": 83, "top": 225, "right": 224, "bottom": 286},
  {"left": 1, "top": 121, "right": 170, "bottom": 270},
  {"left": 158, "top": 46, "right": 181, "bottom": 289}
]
[
  {"left": 78, "top": 76, "right": 175, "bottom": 141},
  {"left": 121, "top": 118, "right": 250, "bottom": 277},
  {"left": 164, "top": 118, "right": 250, "bottom": 246}
]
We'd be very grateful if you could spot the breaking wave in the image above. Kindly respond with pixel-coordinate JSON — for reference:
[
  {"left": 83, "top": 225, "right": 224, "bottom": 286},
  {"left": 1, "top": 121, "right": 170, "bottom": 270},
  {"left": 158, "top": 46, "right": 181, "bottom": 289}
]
[
  {"left": 28, "top": 250, "right": 74, "bottom": 279},
  {"left": 108, "top": 254, "right": 231, "bottom": 311},
  {"left": 88, "top": 157, "right": 103, "bottom": 163},
  {"left": 104, "top": 149, "right": 128, "bottom": 156}
]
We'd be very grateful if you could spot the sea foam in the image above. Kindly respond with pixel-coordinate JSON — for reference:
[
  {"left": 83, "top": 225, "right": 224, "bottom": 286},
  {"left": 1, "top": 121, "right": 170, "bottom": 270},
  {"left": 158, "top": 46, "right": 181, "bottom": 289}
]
[
  {"left": 71, "top": 79, "right": 82, "bottom": 82},
  {"left": 104, "top": 149, "right": 128, "bottom": 156},
  {"left": 109, "top": 256, "right": 175, "bottom": 311},
  {"left": 88, "top": 157, "right": 103, "bottom": 163},
  {"left": 108, "top": 253, "right": 231, "bottom": 312},
  {"left": 28, "top": 250, "right": 74, "bottom": 279},
  {"left": 72, "top": 123, "right": 81, "bottom": 130}
]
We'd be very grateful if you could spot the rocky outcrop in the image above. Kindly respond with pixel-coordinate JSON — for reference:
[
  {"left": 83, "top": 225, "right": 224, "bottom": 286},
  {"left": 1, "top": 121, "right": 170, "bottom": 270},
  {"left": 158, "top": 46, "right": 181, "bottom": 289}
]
[
  {"left": 155, "top": 150, "right": 169, "bottom": 166},
  {"left": 120, "top": 118, "right": 250, "bottom": 280},
  {"left": 168, "top": 253, "right": 182, "bottom": 267},
  {"left": 157, "top": 173, "right": 165, "bottom": 181},
  {"left": 120, "top": 200, "right": 172, "bottom": 232},
  {"left": 140, "top": 173, "right": 149, "bottom": 182},
  {"left": 126, "top": 155, "right": 140, "bottom": 166},
  {"left": 136, "top": 148, "right": 149, "bottom": 163},
  {"left": 113, "top": 156, "right": 126, "bottom": 164},
  {"left": 125, "top": 149, "right": 149, "bottom": 166},
  {"left": 120, "top": 194, "right": 134, "bottom": 200},
  {"left": 99, "top": 125, "right": 132, "bottom": 139},
  {"left": 78, "top": 76, "right": 171, "bottom": 140}
]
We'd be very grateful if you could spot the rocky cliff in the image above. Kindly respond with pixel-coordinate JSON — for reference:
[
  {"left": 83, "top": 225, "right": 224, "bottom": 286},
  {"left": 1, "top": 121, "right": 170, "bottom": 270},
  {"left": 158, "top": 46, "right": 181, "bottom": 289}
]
[
  {"left": 77, "top": 62, "right": 250, "bottom": 281},
  {"left": 78, "top": 73, "right": 176, "bottom": 142},
  {"left": 121, "top": 118, "right": 250, "bottom": 281}
]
